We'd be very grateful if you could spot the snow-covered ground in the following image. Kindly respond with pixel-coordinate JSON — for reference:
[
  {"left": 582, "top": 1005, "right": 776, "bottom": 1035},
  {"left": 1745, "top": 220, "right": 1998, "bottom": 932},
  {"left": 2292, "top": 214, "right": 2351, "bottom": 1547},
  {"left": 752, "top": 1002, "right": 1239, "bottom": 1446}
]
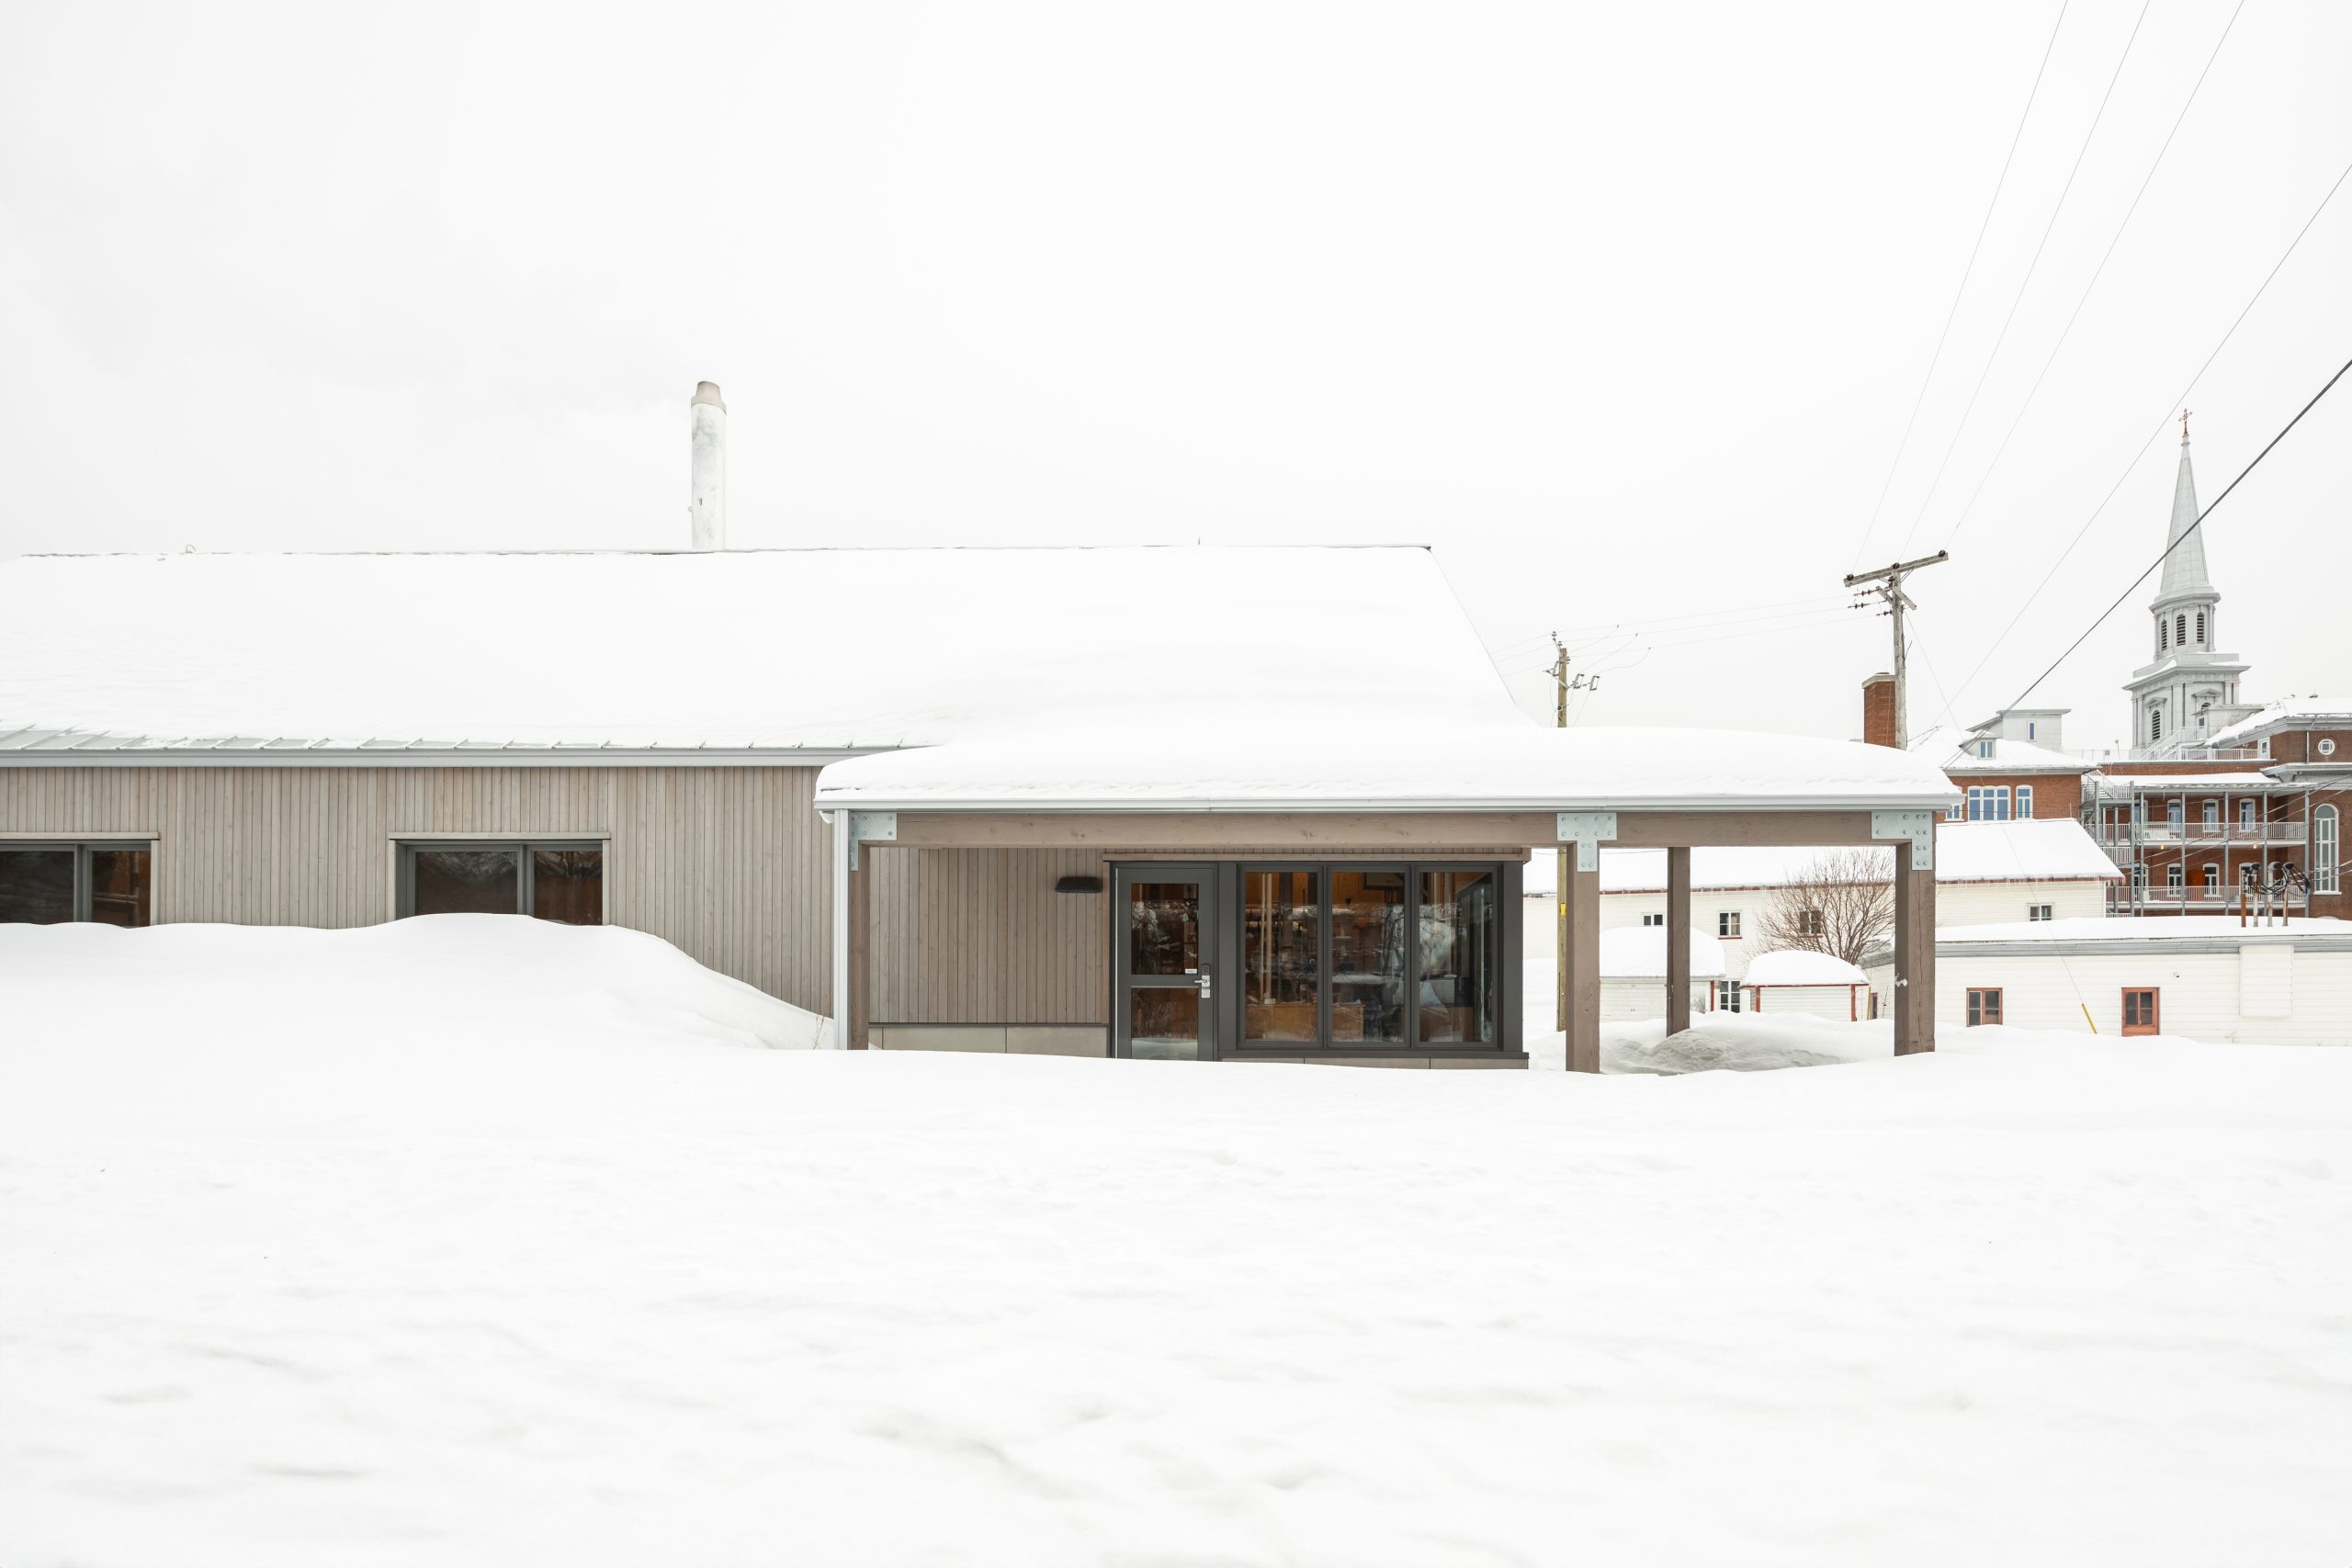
[{"left": 7, "top": 921, "right": 2352, "bottom": 1565}]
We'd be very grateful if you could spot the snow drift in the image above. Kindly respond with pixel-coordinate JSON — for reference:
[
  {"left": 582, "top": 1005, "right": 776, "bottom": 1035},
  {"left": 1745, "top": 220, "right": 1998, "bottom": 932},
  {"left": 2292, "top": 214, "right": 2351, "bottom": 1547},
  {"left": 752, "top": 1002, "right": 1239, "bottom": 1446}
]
[{"left": 5, "top": 923, "right": 2352, "bottom": 1565}]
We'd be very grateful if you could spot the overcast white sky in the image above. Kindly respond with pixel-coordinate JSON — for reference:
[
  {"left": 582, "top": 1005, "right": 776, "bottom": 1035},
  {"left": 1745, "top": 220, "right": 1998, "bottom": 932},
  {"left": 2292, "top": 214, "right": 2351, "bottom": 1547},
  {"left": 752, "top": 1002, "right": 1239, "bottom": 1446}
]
[{"left": 3, "top": 2, "right": 2346, "bottom": 750}]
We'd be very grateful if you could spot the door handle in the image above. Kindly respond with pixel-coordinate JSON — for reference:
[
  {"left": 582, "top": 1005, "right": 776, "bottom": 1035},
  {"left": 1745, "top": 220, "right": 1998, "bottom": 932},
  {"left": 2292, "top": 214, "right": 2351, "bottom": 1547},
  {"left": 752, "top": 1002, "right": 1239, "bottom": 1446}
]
[{"left": 1196, "top": 971, "right": 1214, "bottom": 999}]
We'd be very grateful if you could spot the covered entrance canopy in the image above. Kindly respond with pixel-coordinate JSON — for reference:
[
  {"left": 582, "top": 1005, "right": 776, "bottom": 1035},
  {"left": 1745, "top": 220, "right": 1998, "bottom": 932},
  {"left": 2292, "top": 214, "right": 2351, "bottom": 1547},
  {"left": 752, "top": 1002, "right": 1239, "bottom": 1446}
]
[{"left": 816, "top": 725, "right": 1959, "bottom": 1069}]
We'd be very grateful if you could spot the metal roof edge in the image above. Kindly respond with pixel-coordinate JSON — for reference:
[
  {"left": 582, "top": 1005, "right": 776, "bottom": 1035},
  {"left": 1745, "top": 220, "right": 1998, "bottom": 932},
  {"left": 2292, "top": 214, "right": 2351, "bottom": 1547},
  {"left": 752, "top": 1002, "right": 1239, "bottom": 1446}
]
[{"left": 0, "top": 746, "right": 888, "bottom": 769}]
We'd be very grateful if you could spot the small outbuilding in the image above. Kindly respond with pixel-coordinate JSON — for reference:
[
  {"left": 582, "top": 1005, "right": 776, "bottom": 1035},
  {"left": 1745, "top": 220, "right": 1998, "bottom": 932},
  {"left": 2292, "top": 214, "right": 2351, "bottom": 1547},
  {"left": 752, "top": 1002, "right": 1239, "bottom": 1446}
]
[
  {"left": 1597, "top": 925, "right": 1725, "bottom": 1021},
  {"left": 1738, "top": 949, "right": 1872, "bottom": 1021}
]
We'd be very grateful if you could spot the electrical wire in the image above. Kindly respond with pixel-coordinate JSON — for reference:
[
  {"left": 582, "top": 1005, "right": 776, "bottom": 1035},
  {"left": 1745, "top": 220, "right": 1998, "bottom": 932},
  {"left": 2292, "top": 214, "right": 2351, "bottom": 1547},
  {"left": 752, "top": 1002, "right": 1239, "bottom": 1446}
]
[
  {"left": 1997, "top": 352, "right": 2352, "bottom": 714},
  {"left": 1939, "top": 0, "right": 2246, "bottom": 551},
  {"left": 1849, "top": 1, "right": 2071, "bottom": 570},
  {"left": 1945, "top": 158, "right": 2352, "bottom": 715},
  {"left": 1894, "top": 0, "right": 2153, "bottom": 558}
]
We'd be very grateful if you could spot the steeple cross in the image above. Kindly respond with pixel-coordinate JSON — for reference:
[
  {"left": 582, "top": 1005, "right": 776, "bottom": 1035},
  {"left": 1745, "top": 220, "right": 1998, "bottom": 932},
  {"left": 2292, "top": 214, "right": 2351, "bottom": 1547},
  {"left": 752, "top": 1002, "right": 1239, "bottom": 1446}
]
[{"left": 2180, "top": 408, "right": 2192, "bottom": 442}]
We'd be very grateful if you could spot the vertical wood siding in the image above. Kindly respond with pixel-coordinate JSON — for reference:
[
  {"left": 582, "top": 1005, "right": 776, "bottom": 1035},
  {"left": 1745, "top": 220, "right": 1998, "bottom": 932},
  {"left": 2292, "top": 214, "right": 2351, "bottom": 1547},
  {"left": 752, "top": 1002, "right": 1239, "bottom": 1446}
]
[{"left": 0, "top": 765, "right": 832, "bottom": 1011}]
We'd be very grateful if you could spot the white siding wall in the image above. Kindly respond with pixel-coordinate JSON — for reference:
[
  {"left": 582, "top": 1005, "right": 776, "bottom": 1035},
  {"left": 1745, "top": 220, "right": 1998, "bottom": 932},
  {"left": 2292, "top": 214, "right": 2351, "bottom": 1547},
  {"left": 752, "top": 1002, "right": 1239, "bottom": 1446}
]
[
  {"left": 1600, "top": 892, "right": 1773, "bottom": 976},
  {"left": 1935, "top": 880, "right": 2107, "bottom": 926},
  {"left": 1865, "top": 946, "right": 2352, "bottom": 1045},
  {"left": 1748, "top": 983, "right": 1864, "bottom": 1021},
  {"left": 1600, "top": 978, "right": 1714, "bottom": 1021}
]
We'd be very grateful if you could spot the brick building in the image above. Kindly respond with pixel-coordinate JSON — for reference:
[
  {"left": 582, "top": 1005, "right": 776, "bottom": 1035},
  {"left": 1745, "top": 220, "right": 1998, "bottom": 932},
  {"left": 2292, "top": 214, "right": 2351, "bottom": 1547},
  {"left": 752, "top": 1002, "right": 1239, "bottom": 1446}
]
[{"left": 1862, "top": 424, "right": 2347, "bottom": 919}]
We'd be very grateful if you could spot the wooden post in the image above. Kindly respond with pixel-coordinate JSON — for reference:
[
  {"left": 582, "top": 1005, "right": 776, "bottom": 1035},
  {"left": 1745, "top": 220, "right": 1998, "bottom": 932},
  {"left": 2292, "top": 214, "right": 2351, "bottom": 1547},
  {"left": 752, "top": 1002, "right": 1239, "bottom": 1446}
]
[
  {"left": 1666, "top": 845, "right": 1691, "bottom": 1036},
  {"left": 1565, "top": 857, "right": 1601, "bottom": 1073},
  {"left": 847, "top": 842, "right": 872, "bottom": 1050},
  {"left": 1893, "top": 839, "right": 1936, "bottom": 1055}
]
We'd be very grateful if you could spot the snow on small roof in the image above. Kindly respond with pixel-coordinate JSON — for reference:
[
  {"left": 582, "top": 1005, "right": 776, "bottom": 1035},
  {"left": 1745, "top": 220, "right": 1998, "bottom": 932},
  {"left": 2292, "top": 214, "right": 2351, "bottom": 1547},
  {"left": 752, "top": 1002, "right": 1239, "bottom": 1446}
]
[
  {"left": 2208, "top": 698, "right": 2352, "bottom": 747},
  {"left": 1598, "top": 925, "right": 1726, "bottom": 980},
  {"left": 1913, "top": 724, "right": 2092, "bottom": 776},
  {"left": 1933, "top": 915, "right": 2352, "bottom": 945},
  {"left": 811, "top": 723, "right": 1959, "bottom": 812},
  {"left": 0, "top": 546, "right": 1521, "bottom": 753},
  {"left": 1583, "top": 818, "right": 2118, "bottom": 893},
  {"left": 1741, "top": 949, "right": 1867, "bottom": 987}
]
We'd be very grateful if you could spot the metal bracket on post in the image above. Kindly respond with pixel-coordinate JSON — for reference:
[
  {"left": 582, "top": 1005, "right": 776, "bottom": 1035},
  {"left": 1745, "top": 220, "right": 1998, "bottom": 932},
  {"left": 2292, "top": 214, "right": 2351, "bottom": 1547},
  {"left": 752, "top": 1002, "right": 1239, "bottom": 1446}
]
[
  {"left": 1871, "top": 808, "right": 1936, "bottom": 871},
  {"left": 1555, "top": 811, "right": 1619, "bottom": 873},
  {"left": 847, "top": 810, "right": 897, "bottom": 870}
]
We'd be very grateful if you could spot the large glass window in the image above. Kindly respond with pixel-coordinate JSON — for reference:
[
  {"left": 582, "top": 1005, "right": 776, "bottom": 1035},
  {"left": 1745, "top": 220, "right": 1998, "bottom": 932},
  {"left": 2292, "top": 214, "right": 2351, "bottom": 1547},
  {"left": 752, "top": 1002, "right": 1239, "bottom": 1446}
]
[
  {"left": 1418, "top": 870, "right": 1497, "bottom": 1044},
  {"left": 1241, "top": 870, "right": 1320, "bottom": 1042},
  {"left": 400, "top": 841, "right": 604, "bottom": 923},
  {"left": 1329, "top": 870, "right": 1407, "bottom": 1043},
  {"left": 0, "top": 842, "right": 153, "bottom": 925},
  {"left": 2317, "top": 806, "right": 2340, "bottom": 894}
]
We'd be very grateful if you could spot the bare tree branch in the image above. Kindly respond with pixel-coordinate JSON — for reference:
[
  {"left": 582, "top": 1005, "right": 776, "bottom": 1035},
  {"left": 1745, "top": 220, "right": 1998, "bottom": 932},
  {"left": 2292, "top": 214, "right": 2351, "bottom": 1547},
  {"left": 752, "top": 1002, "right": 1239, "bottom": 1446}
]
[{"left": 1757, "top": 849, "right": 1895, "bottom": 966}]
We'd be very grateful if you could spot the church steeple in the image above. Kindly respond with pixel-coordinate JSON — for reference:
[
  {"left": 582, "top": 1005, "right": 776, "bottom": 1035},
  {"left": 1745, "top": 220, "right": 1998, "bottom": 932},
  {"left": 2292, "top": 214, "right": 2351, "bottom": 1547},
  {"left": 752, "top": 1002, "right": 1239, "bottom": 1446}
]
[
  {"left": 2123, "top": 412, "right": 2250, "bottom": 754},
  {"left": 2153, "top": 413, "right": 2214, "bottom": 606}
]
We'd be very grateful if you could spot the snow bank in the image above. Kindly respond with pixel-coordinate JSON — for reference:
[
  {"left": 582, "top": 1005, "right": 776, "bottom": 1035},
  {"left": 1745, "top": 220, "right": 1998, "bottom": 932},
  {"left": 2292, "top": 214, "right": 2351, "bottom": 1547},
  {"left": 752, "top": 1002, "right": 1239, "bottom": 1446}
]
[
  {"left": 0, "top": 919, "right": 826, "bottom": 1135},
  {"left": 6, "top": 927, "right": 2352, "bottom": 1564},
  {"left": 1600, "top": 1012, "right": 1890, "bottom": 1075}
]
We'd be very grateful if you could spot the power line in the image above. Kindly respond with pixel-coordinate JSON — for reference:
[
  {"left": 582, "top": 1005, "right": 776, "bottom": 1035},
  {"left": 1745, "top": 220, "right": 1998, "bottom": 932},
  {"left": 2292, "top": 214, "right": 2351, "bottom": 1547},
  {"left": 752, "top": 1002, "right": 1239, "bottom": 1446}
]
[
  {"left": 1939, "top": 0, "right": 2245, "bottom": 552},
  {"left": 1997, "top": 352, "right": 2352, "bottom": 715},
  {"left": 1945, "top": 157, "right": 2352, "bottom": 714},
  {"left": 1847, "top": 1, "right": 2071, "bottom": 570},
  {"left": 1894, "top": 0, "right": 2153, "bottom": 558}
]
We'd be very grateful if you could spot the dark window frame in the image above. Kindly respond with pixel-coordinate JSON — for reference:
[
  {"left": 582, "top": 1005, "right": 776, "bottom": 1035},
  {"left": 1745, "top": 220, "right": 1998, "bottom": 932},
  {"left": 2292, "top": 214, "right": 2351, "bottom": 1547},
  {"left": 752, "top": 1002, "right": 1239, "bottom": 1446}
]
[
  {"left": 0, "top": 839, "right": 156, "bottom": 924},
  {"left": 395, "top": 840, "right": 605, "bottom": 921},
  {"left": 1128, "top": 858, "right": 1515, "bottom": 1058}
]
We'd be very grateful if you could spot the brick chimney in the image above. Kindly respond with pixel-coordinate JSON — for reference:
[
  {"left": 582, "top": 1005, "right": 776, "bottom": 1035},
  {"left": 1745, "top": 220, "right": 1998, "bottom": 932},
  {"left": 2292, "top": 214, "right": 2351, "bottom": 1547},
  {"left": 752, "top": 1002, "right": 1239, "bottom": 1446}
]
[{"left": 1862, "top": 671, "right": 1897, "bottom": 750}]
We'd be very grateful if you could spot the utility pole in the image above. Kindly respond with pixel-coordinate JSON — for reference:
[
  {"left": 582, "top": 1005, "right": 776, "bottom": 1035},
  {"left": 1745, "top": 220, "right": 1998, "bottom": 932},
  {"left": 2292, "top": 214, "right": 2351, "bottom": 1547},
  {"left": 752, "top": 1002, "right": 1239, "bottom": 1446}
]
[
  {"left": 1552, "top": 636, "right": 1567, "bottom": 1032},
  {"left": 1844, "top": 551, "right": 1949, "bottom": 749}
]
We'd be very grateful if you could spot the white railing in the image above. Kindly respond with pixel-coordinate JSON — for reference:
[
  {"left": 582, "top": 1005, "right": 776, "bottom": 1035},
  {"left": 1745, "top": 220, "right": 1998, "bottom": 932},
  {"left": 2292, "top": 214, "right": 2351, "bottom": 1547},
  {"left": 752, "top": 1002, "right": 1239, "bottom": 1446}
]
[
  {"left": 2108, "top": 885, "right": 2310, "bottom": 914},
  {"left": 2068, "top": 745, "right": 2266, "bottom": 764},
  {"left": 2095, "top": 821, "right": 2307, "bottom": 847}
]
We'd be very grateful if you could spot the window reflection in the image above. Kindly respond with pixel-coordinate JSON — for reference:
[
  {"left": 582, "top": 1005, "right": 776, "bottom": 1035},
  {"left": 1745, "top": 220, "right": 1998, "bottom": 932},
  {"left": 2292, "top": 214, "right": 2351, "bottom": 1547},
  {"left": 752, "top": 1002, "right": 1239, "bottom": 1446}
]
[
  {"left": 531, "top": 849, "right": 604, "bottom": 925},
  {"left": 1329, "top": 870, "right": 1407, "bottom": 1043},
  {"left": 1242, "top": 870, "right": 1319, "bottom": 1040},
  {"left": 413, "top": 849, "right": 521, "bottom": 915},
  {"left": 1131, "top": 987, "right": 1201, "bottom": 1060},
  {"left": 0, "top": 849, "right": 75, "bottom": 924},
  {"left": 1130, "top": 882, "right": 1202, "bottom": 975},
  {"left": 1418, "top": 870, "right": 1495, "bottom": 1043},
  {"left": 88, "top": 848, "right": 152, "bottom": 928}
]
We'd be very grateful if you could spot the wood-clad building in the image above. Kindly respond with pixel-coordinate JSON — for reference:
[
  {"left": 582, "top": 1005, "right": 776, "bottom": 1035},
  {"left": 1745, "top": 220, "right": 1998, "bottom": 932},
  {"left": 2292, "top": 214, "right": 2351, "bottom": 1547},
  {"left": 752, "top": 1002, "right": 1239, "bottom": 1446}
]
[{"left": 1, "top": 544, "right": 1960, "bottom": 1067}]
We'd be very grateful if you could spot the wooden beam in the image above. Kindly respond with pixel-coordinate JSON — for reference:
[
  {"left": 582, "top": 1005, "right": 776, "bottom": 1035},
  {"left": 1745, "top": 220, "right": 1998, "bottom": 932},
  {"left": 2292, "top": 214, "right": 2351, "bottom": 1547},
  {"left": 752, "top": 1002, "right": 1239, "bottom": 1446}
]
[
  {"left": 884, "top": 807, "right": 1904, "bottom": 852},
  {"left": 1893, "top": 840, "right": 1936, "bottom": 1055},
  {"left": 1666, "top": 844, "right": 1691, "bottom": 1036},
  {"left": 847, "top": 846, "right": 872, "bottom": 1050},
  {"left": 1564, "top": 858, "right": 1601, "bottom": 1073}
]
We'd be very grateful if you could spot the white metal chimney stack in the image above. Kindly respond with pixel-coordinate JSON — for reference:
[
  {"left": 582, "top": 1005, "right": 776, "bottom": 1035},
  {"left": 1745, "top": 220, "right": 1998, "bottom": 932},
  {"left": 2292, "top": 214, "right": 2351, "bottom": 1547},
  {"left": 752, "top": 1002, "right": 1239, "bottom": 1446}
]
[{"left": 689, "top": 381, "right": 727, "bottom": 550}]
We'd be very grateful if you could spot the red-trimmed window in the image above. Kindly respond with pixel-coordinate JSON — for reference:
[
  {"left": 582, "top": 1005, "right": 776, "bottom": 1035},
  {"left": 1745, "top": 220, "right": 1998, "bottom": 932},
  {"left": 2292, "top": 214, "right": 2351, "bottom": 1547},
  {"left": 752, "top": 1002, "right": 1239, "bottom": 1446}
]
[
  {"left": 1966, "top": 988, "right": 2002, "bottom": 1027},
  {"left": 2121, "top": 988, "right": 2160, "bottom": 1037}
]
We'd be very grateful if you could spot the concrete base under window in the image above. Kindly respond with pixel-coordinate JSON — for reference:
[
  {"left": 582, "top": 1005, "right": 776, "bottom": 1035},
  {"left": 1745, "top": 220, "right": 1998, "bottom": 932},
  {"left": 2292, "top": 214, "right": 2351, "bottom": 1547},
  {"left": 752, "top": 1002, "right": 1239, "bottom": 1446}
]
[{"left": 868, "top": 1024, "right": 1107, "bottom": 1055}]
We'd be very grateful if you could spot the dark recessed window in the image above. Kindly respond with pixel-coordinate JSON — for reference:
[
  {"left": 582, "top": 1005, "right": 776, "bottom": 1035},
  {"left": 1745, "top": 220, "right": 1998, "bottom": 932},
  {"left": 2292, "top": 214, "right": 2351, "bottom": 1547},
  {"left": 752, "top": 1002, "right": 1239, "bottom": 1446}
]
[
  {"left": 0, "top": 842, "right": 153, "bottom": 926},
  {"left": 398, "top": 841, "right": 604, "bottom": 924}
]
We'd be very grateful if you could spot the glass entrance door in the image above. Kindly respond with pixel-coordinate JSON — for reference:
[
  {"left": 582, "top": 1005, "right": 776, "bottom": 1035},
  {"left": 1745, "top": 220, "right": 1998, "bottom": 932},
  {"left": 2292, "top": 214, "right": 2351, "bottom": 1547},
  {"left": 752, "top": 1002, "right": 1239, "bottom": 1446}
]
[{"left": 1115, "top": 867, "right": 1216, "bottom": 1059}]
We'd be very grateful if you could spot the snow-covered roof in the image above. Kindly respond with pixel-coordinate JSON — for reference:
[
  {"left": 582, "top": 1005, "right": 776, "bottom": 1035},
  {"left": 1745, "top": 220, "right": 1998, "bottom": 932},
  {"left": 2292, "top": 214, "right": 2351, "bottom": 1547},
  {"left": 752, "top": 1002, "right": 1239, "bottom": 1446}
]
[
  {"left": 0, "top": 546, "right": 1522, "bottom": 755},
  {"left": 2208, "top": 698, "right": 2352, "bottom": 748},
  {"left": 1583, "top": 819, "right": 2118, "bottom": 894},
  {"left": 810, "top": 723, "right": 1959, "bottom": 812},
  {"left": 1742, "top": 949, "right": 1868, "bottom": 987},
  {"left": 1598, "top": 925, "right": 1726, "bottom": 980},
  {"left": 1912, "top": 724, "right": 2092, "bottom": 776}
]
